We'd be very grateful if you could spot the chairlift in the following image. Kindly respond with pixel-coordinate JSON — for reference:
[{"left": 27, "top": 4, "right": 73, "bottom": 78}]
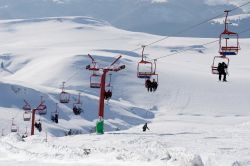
[
  {"left": 73, "top": 93, "right": 83, "bottom": 115},
  {"left": 90, "top": 73, "right": 101, "bottom": 88},
  {"left": 51, "top": 103, "right": 59, "bottom": 123},
  {"left": 104, "top": 73, "right": 113, "bottom": 100},
  {"left": 219, "top": 10, "right": 240, "bottom": 56},
  {"left": 59, "top": 82, "right": 70, "bottom": 103},
  {"left": 106, "top": 73, "right": 113, "bottom": 89},
  {"left": 35, "top": 119, "right": 42, "bottom": 132},
  {"left": 211, "top": 56, "right": 230, "bottom": 74},
  {"left": 22, "top": 127, "right": 28, "bottom": 138},
  {"left": 137, "top": 46, "right": 155, "bottom": 78},
  {"left": 86, "top": 54, "right": 99, "bottom": 71},
  {"left": 37, "top": 96, "right": 47, "bottom": 115},
  {"left": 11, "top": 119, "right": 18, "bottom": 132},
  {"left": 23, "top": 111, "right": 31, "bottom": 121}
]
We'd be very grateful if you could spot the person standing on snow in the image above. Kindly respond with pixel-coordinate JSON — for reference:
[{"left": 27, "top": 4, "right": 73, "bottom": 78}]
[{"left": 142, "top": 123, "right": 150, "bottom": 132}]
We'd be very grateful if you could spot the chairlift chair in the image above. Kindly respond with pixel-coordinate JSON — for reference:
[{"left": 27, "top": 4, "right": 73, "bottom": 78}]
[
  {"left": 37, "top": 96, "right": 47, "bottom": 115},
  {"left": 51, "top": 103, "right": 59, "bottom": 123},
  {"left": 219, "top": 10, "right": 240, "bottom": 56},
  {"left": 137, "top": 61, "right": 154, "bottom": 79},
  {"left": 73, "top": 93, "right": 83, "bottom": 115},
  {"left": 59, "top": 82, "right": 70, "bottom": 103},
  {"left": 11, "top": 119, "right": 18, "bottom": 132},
  {"left": 106, "top": 73, "right": 113, "bottom": 90},
  {"left": 219, "top": 31, "right": 240, "bottom": 56},
  {"left": 35, "top": 119, "right": 42, "bottom": 132},
  {"left": 137, "top": 46, "right": 155, "bottom": 78},
  {"left": 11, "top": 124, "right": 18, "bottom": 132},
  {"left": 211, "top": 56, "right": 230, "bottom": 74},
  {"left": 37, "top": 104, "right": 47, "bottom": 115},
  {"left": 51, "top": 112, "right": 59, "bottom": 123},
  {"left": 23, "top": 111, "right": 31, "bottom": 121},
  {"left": 146, "top": 73, "right": 159, "bottom": 83},
  {"left": 60, "top": 92, "right": 70, "bottom": 103},
  {"left": 90, "top": 73, "right": 101, "bottom": 88}
]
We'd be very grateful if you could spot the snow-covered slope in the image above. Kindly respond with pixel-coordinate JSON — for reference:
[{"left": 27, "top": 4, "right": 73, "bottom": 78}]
[
  {"left": 0, "top": 16, "right": 250, "bottom": 165},
  {"left": 0, "top": 17, "right": 156, "bottom": 137}
]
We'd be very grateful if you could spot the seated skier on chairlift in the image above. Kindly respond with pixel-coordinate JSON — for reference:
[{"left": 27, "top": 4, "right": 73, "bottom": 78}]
[
  {"left": 145, "top": 79, "right": 152, "bottom": 92},
  {"left": 104, "top": 89, "right": 112, "bottom": 100},
  {"left": 22, "top": 133, "right": 28, "bottom": 138},
  {"left": 51, "top": 113, "right": 59, "bottom": 123},
  {"left": 217, "top": 62, "right": 228, "bottom": 82},
  {"left": 151, "top": 79, "right": 158, "bottom": 92},
  {"left": 73, "top": 105, "right": 81, "bottom": 115},
  {"left": 35, "top": 121, "right": 42, "bottom": 132}
]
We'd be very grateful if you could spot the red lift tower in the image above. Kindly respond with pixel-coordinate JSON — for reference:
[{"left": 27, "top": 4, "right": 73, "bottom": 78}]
[
  {"left": 31, "top": 97, "right": 47, "bottom": 135},
  {"left": 86, "top": 54, "right": 125, "bottom": 134}
]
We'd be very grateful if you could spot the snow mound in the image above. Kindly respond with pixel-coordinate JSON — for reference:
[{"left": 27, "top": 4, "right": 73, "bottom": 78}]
[
  {"left": 1, "top": 133, "right": 24, "bottom": 143},
  {"left": 232, "top": 161, "right": 250, "bottom": 166},
  {"left": 167, "top": 148, "right": 204, "bottom": 166},
  {"left": 0, "top": 134, "right": 204, "bottom": 166}
]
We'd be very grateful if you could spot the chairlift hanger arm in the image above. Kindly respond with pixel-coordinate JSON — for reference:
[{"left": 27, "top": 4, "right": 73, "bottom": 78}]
[
  {"left": 108, "top": 65, "right": 126, "bottom": 72},
  {"left": 24, "top": 99, "right": 30, "bottom": 106},
  {"left": 110, "top": 55, "right": 122, "bottom": 67},
  {"left": 224, "top": 10, "right": 229, "bottom": 31},
  {"left": 24, "top": 100, "right": 29, "bottom": 105},
  {"left": 88, "top": 54, "right": 95, "bottom": 63}
]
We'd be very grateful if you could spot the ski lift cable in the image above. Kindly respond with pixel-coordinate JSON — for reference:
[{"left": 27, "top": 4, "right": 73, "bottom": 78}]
[
  {"left": 129, "top": 1, "right": 250, "bottom": 53},
  {"left": 25, "top": 3, "right": 250, "bottom": 95},
  {"left": 152, "top": 27, "right": 250, "bottom": 61},
  {"left": 36, "top": 3, "right": 250, "bottom": 86}
]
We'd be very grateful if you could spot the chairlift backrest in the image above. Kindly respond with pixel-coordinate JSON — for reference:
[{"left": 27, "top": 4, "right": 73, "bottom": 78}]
[
  {"left": 37, "top": 102, "right": 47, "bottom": 115},
  {"left": 23, "top": 111, "right": 31, "bottom": 121},
  {"left": 137, "top": 46, "right": 155, "bottom": 78},
  {"left": 11, "top": 120, "right": 18, "bottom": 132},
  {"left": 90, "top": 74, "right": 101, "bottom": 88},
  {"left": 60, "top": 92, "right": 70, "bottom": 103},
  {"left": 60, "top": 82, "right": 70, "bottom": 103}
]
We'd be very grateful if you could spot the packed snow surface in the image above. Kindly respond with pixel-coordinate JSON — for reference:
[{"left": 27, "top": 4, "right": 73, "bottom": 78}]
[{"left": 0, "top": 17, "right": 250, "bottom": 165}]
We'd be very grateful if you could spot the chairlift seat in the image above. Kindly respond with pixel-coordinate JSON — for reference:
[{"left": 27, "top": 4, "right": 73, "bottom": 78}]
[
  {"left": 137, "top": 60, "right": 154, "bottom": 79},
  {"left": 90, "top": 74, "right": 101, "bottom": 88},
  {"left": 11, "top": 125, "right": 18, "bottom": 132},
  {"left": 37, "top": 104, "right": 47, "bottom": 115},
  {"left": 211, "top": 56, "right": 229, "bottom": 75},
  {"left": 23, "top": 111, "right": 31, "bottom": 121},
  {"left": 60, "top": 92, "right": 70, "bottom": 103}
]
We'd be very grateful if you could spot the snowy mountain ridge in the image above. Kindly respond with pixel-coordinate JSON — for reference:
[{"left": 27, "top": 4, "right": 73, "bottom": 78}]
[{"left": 0, "top": 0, "right": 249, "bottom": 37}]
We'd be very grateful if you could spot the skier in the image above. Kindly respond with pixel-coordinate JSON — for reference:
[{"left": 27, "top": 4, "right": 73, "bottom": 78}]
[
  {"left": 35, "top": 121, "right": 42, "bottom": 132},
  {"left": 106, "top": 90, "right": 112, "bottom": 100},
  {"left": 68, "top": 129, "right": 72, "bottom": 135},
  {"left": 152, "top": 79, "right": 158, "bottom": 92},
  {"left": 142, "top": 123, "right": 150, "bottom": 132},
  {"left": 217, "top": 62, "right": 227, "bottom": 82},
  {"left": 73, "top": 105, "right": 78, "bottom": 115},
  {"left": 22, "top": 133, "right": 28, "bottom": 138},
  {"left": 51, "top": 113, "right": 58, "bottom": 123},
  {"left": 145, "top": 79, "right": 152, "bottom": 92}
]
